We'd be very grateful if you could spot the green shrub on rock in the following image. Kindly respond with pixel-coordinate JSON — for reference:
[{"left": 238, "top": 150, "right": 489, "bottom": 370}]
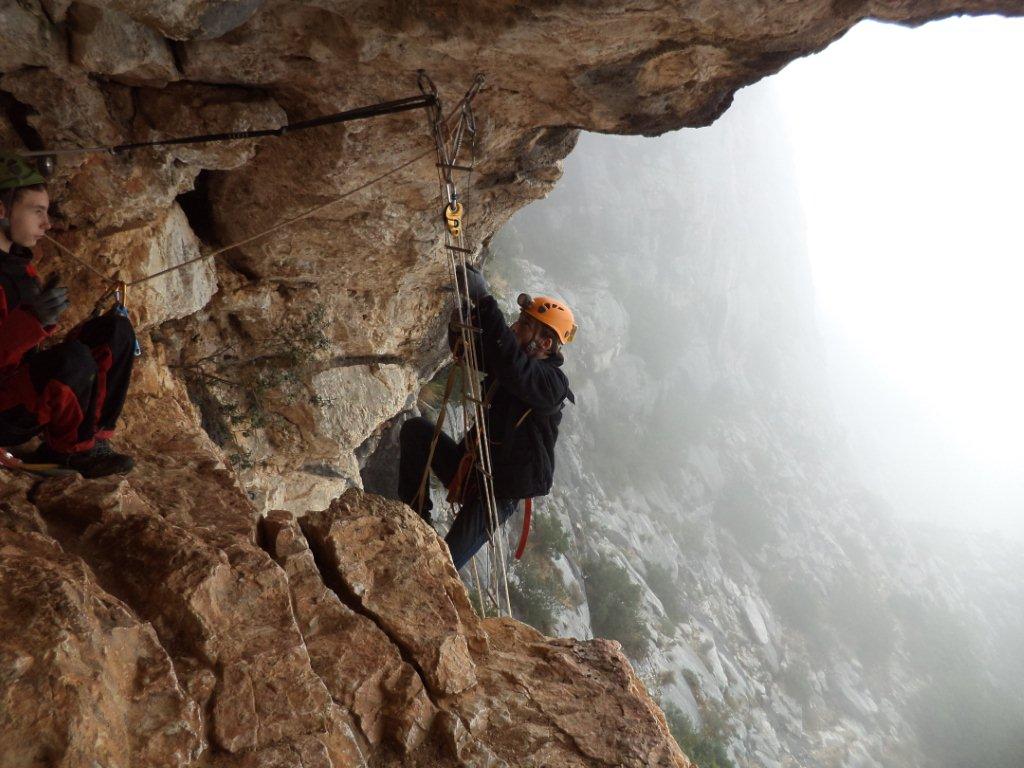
[
  {"left": 662, "top": 702, "right": 736, "bottom": 768},
  {"left": 582, "top": 553, "right": 651, "bottom": 662},
  {"left": 508, "top": 557, "right": 568, "bottom": 634}
]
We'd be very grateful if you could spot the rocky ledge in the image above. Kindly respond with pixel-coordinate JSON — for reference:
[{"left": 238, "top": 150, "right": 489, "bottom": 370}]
[{"left": 1, "top": 359, "right": 687, "bottom": 767}]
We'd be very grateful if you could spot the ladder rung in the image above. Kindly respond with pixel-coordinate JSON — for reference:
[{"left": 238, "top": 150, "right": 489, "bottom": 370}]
[
  {"left": 437, "top": 162, "right": 474, "bottom": 172},
  {"left": 450, "top": 322, "right": 481, "bottom": 333},
  {"left": 446, "top": 244, "right": 474, "bottom": 254}
]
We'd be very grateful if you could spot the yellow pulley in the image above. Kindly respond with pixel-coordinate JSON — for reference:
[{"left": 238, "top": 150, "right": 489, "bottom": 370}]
[{"left": 444, "top": 201, "right": 463, "bottom": 238}]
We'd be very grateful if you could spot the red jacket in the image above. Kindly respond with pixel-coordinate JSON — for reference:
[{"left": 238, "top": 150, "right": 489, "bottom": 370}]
[{"left": 0, "top": 245, "right": 52, "bottom": 377}]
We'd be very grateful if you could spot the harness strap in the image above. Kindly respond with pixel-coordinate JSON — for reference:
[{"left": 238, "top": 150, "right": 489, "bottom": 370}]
[
  {"left": 512, "top": 407, "right": 533, "bottom": 431},
  {"left": 514, "top": 497, "right": 532, "bottom": 560},
  {"left": 445, "top": 379, "right": 500, "bottom": 504}
]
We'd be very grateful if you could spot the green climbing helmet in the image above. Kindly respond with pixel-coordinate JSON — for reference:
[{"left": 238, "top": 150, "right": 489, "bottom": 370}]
[{"left": 0, "top": 152, "right": 51, "bottom": 191}]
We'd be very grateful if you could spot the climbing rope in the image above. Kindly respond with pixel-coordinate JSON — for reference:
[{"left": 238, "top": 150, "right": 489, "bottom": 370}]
[
  {"left": 42, "top": 233, "right": 116, "bottom": 286},
  {"left": 416, "top": 71, "right": 514, "bottom": 619},
  {"left": 29, "top": 74, "right": 512, "bottom": 609},
  {"left": 129, "top": 146, "right": 435, "bottom": 288},
  {"left": 34, "top": 81, "right": 478, "bottom": 315}
]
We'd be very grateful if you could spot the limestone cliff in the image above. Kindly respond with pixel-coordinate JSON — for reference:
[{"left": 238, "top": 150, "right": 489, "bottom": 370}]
[{"left": 2, "top": 2, "right": 1022, "bottom": 767}]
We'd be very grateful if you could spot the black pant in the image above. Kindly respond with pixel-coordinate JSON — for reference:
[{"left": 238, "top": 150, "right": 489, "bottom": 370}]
[
  {"left": 398, "top": 416, "right": 518, "bottom": 570},
  {"left": 0, "top": 312, "right": 136, "bottom": 452},
  {"left": 398, "top": 416, "right": 462, "bottom": 517}
]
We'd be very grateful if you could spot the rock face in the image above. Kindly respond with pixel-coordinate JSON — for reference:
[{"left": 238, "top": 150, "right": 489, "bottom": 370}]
[
  {"left": 1, "top": 428, "right": 689, "bottom": 766},
  {"left": 4, "top": 0, "right": 1020, "bottom": 511},
  {"left": 2, "top": 2, "right": 1023, "bottom": 767},
  {"left": 0, "top": 520, "right": 203, "bottom": 768}
]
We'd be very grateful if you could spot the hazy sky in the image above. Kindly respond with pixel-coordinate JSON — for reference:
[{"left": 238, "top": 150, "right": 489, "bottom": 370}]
[{"left": 770, "top": 16, "right": 1024, "bottom": 536}]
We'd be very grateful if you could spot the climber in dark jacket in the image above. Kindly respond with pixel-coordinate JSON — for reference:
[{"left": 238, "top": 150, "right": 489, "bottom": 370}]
[
  {"left": 0, "top": 152, "right": 136, "bottom": 477},
  {"left": 398, "top": 265, "right": 576, "bottom": 570}
]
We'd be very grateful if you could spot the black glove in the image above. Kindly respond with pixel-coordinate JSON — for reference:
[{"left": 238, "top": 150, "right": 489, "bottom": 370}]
[
  {"left": 26, "top": 276, "right": 70, "bottom": 327},
  {"left": 457, "top": 264, "right": 489, "bottom": 303}
]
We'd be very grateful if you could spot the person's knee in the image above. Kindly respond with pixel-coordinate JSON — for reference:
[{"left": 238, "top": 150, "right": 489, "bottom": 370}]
[
  {"left": 31, "top": 341, "right": 97, "bottom": 390},
  {"left": 399, "top": 416, "right": 434, "bottom": 452},
  {"left": 79, "top": 313, "right": 136, "bottom": 353}
]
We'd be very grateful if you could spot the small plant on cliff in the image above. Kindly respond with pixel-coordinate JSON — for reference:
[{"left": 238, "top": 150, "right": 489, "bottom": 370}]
[
  {"left": 661, "top": 702, "right": 736, "bottom": 768},
  {"left": 530, "top": 511, "right": 572, "bottom": 559},
  {"left": 466, "top": 585, "right": 500, "bottom": 619},
  {"left": 506, "top": 514, "right": 573, "bottom": 634},
  {"left": 508, "top": 557, "right": 568, "bottom": 635},
  {"left": 581, "top": 553, "right": 651, "bottom": 662},
  {"left": 177, "top": 305, "right": 333, "bottom": 453}
]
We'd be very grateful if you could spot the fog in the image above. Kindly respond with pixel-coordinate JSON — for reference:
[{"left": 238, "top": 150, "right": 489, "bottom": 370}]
[
  {"left": 499, "top": 15, "right": 1024, "bottom": 541},
  {"left": 485, "top": 15, "right": 1024, "bottom": 766},
  {"left": 774, "top": 17, "right": 1024, "bottom": 540}
]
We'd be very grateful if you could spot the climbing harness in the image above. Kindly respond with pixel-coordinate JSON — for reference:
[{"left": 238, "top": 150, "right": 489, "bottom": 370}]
[{"left": 414, "top": 71, "right": 518, "bottom": 619}]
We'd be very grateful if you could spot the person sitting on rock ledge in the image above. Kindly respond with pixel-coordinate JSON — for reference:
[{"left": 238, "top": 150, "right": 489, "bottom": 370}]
[
  {"left": 397, "top": 265, "right": 576, "bottom": 570},
  {"left": 0, "top": 152, "right": 136, "bottom": 478}
]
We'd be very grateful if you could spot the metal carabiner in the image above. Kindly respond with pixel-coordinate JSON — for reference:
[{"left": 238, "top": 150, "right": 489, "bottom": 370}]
[
  {"left": 416, "top": 70, "right": 439, "bottom": 100},
  {"left": 465, "top": 73, "right": 485, "bottom": 103},
  {"left": 111, "top": 281, "right": 142, "bottom": 356},
  {"left": 462, "top": 74, "right": 485, "bottom": 135},
  {"left": 416, "top": 70, "right": 443, "bottom": 120}
]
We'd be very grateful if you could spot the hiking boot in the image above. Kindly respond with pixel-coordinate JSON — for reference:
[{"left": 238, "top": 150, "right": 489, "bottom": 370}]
[{"left": 22, "top": 441, "right": 135, "bottom": 479}]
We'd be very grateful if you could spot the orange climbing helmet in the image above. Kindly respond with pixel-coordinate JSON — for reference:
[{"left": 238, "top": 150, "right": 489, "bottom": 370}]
[{"left": 517, "top": 293, "right": 577, "bottom": 344}]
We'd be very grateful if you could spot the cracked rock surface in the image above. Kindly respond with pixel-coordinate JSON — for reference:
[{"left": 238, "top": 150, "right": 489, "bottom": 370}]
[
  {"left": 3, "top": 1, "right": 1023, "bottom": 766},
  {"left": 0, "top": 360, "right": 688, "bottom": 766}
]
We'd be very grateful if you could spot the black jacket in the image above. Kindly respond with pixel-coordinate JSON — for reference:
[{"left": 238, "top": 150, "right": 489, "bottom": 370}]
[
  {"left": 0, "top": 244, "right": 50, "bottom": 377},
  {"left": 451, "top": 295, "right": 574, "bottom": 500}
]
